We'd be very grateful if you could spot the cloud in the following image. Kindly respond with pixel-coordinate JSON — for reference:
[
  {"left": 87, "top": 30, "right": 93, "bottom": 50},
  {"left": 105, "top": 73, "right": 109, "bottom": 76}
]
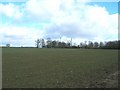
[
  {"left": 0, "top": 3, "right": 23, "bottom": 19},
  {"left": 42, "top": 2, "right": 118, "bottom": 42},
  {"left": 0, "top": 0, "right": 118, "bottom": 46},
  {"left": 0, "top": 25, "right": 44, "bottom": 46},
  {"left": 0, "top": 0, "right": 28, "bottom": 2}
]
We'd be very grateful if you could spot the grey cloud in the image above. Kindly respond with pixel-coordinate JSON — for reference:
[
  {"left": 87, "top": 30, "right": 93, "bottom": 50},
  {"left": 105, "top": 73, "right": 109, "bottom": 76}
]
[
  {"left": 3, "top": 34, "right": 23, "bottom": 39},
  {"left": 45, "top": 23, "right": 97, "bottom": 40}
]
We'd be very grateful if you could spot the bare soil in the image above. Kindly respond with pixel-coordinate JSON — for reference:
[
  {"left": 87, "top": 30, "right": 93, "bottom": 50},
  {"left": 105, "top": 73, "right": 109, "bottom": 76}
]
[{"left": 87, "top": 71, "right": 119, "bottom": 88}]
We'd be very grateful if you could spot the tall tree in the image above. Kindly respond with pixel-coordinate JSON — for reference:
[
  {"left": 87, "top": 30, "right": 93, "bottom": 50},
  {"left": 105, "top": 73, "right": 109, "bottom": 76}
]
[
  {"left": 99, "top": 42, "right": 104, "bottom": 48},
  {"left": 66, "top": 41, "right": 71, "bottom": 48},
  {"left": 80, "top": 42, "right": 84, "bottom": 48},
  {"left": 52, "top": 40, "right": 57, "bottom": 48},
  {"left": 84, "top": 41, "right": 88, "bottom": 48},
  {"left": 41, "top": 39, "right": 45, "bottom": 48},
  {"left": 61, "top": 42, "right": 66, "bottom": 48},
  {"left": 94, "top": 42, "right": 99, "bottom": 48},
  {"left": 6, "top": 44, "right": 10, "bottom": 47},
  {"left": 88, "top": 41, "right": 93, "bottom": 48},
  {"left": 46, "top": 38, "right": 52, "bottom": 48}
]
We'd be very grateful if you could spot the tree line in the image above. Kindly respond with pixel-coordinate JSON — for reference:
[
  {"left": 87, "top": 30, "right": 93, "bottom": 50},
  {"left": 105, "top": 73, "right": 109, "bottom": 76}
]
[
  {"left": 35, "top": 38, "right": 120, "bottom": 49},
  {"left": 35, "top": 38, "right": 72, "bottom": 48},
  {"left": 80, "top": 40, "right": 120, "bottom": 49}
]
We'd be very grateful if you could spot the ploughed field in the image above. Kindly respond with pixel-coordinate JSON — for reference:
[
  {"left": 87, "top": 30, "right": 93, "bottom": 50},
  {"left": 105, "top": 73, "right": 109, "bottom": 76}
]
[{"left": 2, "top": 48, "right": 118, "bottom": 88}]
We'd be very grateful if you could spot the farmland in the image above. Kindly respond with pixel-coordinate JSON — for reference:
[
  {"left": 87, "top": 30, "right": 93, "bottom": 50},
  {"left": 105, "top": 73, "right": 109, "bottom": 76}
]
[{"left": 2, "top": 48, "right": 118, "bottom": 88}]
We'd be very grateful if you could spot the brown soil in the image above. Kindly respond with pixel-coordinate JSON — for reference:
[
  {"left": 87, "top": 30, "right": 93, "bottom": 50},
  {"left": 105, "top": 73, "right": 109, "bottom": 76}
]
[{"left": 87, "top": 71, "right": 119, "bottom": 88}]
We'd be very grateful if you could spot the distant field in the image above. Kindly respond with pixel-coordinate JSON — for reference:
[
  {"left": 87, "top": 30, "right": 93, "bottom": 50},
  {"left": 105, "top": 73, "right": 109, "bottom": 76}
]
[{"left": 2, "top": 48, "right": 118, "bottom": 88}]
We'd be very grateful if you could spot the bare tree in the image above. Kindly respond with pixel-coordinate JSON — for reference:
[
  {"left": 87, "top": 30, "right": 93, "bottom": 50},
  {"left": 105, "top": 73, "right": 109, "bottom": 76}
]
[
  {"left": 46, "top": 38, "right": 52, "bottom": 48},
  {"left": 80, "top": 42, "right": 83, "bottom": 48}
]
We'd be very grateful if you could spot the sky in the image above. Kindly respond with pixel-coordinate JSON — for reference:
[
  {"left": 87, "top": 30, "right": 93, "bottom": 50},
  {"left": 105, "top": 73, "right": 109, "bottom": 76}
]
[{"left": 0, "top": 0, "right": 119, "bottom": 47}]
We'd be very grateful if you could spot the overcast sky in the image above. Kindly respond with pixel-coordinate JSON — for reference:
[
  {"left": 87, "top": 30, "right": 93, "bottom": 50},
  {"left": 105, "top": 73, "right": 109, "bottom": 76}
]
[{"left": 0, "top": 0, "right": 119, "bottom": 47}]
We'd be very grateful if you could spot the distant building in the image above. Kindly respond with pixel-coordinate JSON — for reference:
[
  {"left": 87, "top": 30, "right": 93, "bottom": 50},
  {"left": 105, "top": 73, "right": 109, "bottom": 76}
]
[
  {"left": 38, "top": 43, "right": 42, "bottom": 48},
  {"left": 35, "top": 39, "right": 43, "bottom": 48}
]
